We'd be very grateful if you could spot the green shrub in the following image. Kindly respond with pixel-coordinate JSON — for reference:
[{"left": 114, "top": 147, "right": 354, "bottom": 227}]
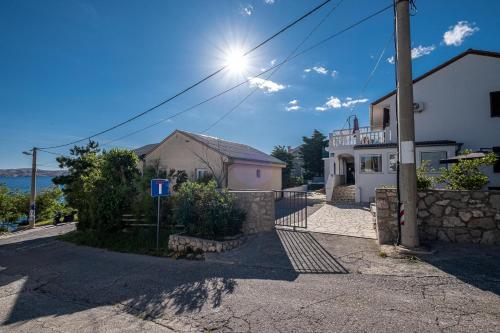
[
  {"left": 172, "top": 181, "right": 245, "bottom": 239},
  {"left": 416, "top": 161, "right": 435, "bottom": 190},
  {"left": 437, "top": 150, "right": 497, "bottom": 190}
]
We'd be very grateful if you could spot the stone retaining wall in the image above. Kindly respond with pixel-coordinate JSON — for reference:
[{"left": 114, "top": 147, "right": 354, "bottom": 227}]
[
  {"left": 230, "top": 191, "right": 275, "bottom": 235},
  {"left": 168, "top": 234, "right": 245, "bottom": 253},
  {"left": 375, "top": 188, "right": 500, "bottom": 245}
]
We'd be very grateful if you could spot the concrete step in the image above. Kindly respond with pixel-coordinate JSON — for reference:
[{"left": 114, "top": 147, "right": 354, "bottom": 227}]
[{"left": 332, "top": 185, "right": 356, "bottom": 202}]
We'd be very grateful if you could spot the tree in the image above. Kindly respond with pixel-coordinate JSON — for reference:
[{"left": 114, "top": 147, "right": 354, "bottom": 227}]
[
  {"left": 53, "top": 140, "right": 101, "bottom": 230},
  {"left": 271, "top": 145, "right": 294, "bottom": 188},
  {"left": 299, "top": 130, "right": 327, "bottom": 180},
  {"left": 437, "top": 150, "right": 497, "bottom": 190}
]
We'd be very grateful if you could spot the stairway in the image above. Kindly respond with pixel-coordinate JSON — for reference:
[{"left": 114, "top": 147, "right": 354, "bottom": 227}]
[{"left": 331, "top": 185, "right": 356, "bottom": 203}]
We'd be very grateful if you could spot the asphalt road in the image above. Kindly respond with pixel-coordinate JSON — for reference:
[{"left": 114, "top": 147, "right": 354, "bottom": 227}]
[{"left": 0, "top": 223, "right": 499, "bottom": 332}]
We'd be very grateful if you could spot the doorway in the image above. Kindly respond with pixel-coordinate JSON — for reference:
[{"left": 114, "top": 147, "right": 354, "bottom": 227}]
[{"left": 345, "top": 161, "right": 355, "bottom": 185}]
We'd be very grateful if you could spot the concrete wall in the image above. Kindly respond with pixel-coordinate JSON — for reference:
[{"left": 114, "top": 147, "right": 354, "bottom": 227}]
[
  {"left": 228, "top": 161, "right": 282, "bottom": 191},
  {"left": 375, "top": 188, "right": 500, "bottom": 245},
  {"left": 230, "top": 191, "right": 275, "bottom": 235},
  {"left": 372, "top": 53, "right": 500, "bottom": 186}
]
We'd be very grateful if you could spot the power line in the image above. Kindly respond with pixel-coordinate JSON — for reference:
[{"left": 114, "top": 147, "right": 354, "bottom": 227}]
[
  {"left": 95, "top": 2, "right": 392, "bottom": 148},
  {"left": 202, "top": 0, "right": 345, "bottom": 134},
  {"left": 37, "top": 0, "right": 332, "bottom": 150}
]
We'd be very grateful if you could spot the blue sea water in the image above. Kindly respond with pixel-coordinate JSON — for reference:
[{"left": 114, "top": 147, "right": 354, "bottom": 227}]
[{"left": 0, "top": 176, "right": 55, "bottom": 192}]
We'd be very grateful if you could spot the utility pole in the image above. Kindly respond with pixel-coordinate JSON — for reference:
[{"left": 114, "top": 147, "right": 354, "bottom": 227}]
[
  {"left": 29, "top": 147, "right": 37, "bottom": 228},
  {"left": 395, "top": 0, "right": 419, "bottom": 248}
]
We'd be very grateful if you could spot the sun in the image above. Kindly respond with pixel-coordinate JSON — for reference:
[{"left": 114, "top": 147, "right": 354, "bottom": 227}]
[{"left": 224, "top": 47, "right": 249, "bottom": 74}]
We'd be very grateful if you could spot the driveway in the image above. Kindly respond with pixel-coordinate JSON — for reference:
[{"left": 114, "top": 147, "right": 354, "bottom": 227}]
[
  {"left": 307, "top": 203, "right": 377, "bottom": 239},
  {"left": 1, "top": 224, "right": 499, "bottom": 332}
]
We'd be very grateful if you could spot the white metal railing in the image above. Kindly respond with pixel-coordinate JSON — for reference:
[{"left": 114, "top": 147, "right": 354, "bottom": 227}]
[{"left": 329, "top": 127, "right": 390, "bottom": 148}]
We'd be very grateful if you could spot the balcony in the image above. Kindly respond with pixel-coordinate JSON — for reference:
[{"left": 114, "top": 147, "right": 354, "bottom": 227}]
[{"left": 329, "top": 126, "right": 391, "bottom": 148}]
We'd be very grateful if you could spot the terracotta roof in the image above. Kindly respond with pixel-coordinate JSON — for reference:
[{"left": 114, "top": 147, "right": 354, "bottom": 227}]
[{"left": 371, "top": 49, "right": 500, "bottom": 106}]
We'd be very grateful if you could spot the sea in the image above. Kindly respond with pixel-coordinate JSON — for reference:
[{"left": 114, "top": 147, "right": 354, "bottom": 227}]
[{"left": 0, "top": 176, "right": 56, "bottom": 192}]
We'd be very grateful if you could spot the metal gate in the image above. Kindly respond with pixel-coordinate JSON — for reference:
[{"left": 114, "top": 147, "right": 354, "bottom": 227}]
[{"left": 274, "top": 190, "right": 307, "bottom": 229}]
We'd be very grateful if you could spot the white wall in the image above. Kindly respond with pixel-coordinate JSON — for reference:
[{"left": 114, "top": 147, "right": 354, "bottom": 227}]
[
  {"left": 227, "top": 161, "right": 282, "bottom": 191},
  {"left": 354, "top": 145, "right": 456, "bottom": 202},
  {"left": 372, "top": 53, "right": 500, "bottom": 187}
]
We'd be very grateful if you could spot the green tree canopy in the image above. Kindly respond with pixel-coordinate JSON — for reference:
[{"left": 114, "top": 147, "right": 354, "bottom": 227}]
[
  {"left": 299, "top": 130, "right": 327, "bottom": 179},
  {"left": 271, "top": 145, "right": 294, "bottom": 188}
]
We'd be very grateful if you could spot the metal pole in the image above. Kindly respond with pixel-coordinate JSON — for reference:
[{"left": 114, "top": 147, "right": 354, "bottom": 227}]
[
  {"left": 156, "top": 196, "right": 160, "bottom": 250},
  {"left": 28, "top": 147, "right": 37, "bottom": 228},
  {"left": 395, "top": 0, "right": 419, "bottom": 248}
]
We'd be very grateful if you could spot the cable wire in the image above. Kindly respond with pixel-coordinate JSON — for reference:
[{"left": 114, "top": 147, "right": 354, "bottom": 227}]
[
  {"left": 37, "top": 0, "right": 332, "bottom": 150},
  {"left": 94, "top": 2, "right": 392, "bottom": 148}
]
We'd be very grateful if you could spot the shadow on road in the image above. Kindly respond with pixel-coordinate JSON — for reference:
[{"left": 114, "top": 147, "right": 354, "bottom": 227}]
[
  {"left": 0, "top": 228, "right": 342, "bottom": 326},
  {"left": 418, "top": 242, "right": 500, "bottom": 296}
]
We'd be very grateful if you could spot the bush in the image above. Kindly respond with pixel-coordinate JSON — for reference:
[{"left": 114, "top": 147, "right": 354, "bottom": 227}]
[
  {"left": 437, "top": 150, "right": 497, "bottom": 190},
  {"left": 416, "top": 161, "right": 435, "bottom": 190},
  {"left": 172, "top": 181, "right": 245, "bottom": 239}
]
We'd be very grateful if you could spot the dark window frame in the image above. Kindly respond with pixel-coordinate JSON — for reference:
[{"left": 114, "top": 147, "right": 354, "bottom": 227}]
[{"left": 490, "top": 91, "right": 500, "bottom": 117}]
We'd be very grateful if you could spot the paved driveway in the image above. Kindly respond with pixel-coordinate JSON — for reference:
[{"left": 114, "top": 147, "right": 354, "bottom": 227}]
[
  {"left": 307, "top": 203, "right": 377, "bottom": 239},
  {"left": 1, "top": 224, "right": 500, "bottom": 332}
]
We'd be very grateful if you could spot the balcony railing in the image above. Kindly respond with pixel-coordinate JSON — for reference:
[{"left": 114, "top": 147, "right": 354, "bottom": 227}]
[{"left": 329, "top": 126, "right": 390, "bottom": 148}]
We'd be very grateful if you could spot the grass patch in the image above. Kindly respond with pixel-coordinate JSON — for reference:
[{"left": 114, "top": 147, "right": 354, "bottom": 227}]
[
  {"left": 58, "top": 227, "right": 173, "bottom": 257},
  {"left": 35, "top": 219, "right": 54, "bottom": 227},
  {"left": 378, "top": 251, "right": 387, "bottom": 258}
]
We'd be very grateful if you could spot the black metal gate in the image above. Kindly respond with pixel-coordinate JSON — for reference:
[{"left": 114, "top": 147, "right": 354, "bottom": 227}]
[{"left": 274, "top": 191, "right": 307, "bottom": 229}]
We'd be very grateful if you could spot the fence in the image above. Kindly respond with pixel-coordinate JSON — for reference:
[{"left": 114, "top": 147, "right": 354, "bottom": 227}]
[{"left": 274, "top": 190, "right": 308, "bottom": 229}]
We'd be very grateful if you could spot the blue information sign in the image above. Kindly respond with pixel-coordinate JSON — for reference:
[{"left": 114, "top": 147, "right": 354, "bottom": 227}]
[{"left": 150, "top": 179, "right": 170, "bottom": 197}]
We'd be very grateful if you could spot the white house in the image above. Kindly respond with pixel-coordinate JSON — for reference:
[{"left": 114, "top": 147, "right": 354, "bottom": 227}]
[{"left": 325, "top": 49, "right": 500, "bottom": 203}]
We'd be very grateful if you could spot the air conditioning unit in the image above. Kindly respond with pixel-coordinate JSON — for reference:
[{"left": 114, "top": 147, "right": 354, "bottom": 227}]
[{"left": 413, "top": 102, "right": 424, "bottom": 113}]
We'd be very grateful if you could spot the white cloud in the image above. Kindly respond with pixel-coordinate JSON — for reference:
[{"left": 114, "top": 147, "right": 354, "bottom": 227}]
[
  {"left": 331, "top": 70, "right": 338, "bottom": 78},
  {"left": 285, "top": 105, "right": 301, "bottom": 112},
  {"left": 285, "top": 99, "right": 301, "bottom": 111},
  {"left": 304, "top": 66, "right": 328, "bottom": 75},
  {"left": 341, "top": 98, "right": 369, "bottom": 108},
  {"left": 264, "top": 0, "right": 275, "bottom": 4},
  {"left": 315, "top": 96, "right": 368, "bottom": 111},
  {"left": 411, "top": 45, "right": 436, "bottom": 59},
  {"left": 270, "top": 59, "right": 277, "bottom": 66},
  {"left": 242, "top": 4, "right": 253, "bottom": 16},
  {"left": 443, "top": 21, "right": 479, "bottom": 46},
  {"left": 248, "top": 77, "right": 285, "bottom": 93},
  {"left": 386, "top": 44, "right": 436, "bottom": 64}
]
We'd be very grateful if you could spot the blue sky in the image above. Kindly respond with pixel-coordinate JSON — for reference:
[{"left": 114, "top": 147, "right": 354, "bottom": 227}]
[{"left": 1, "top": 0, "right": 499, "bottom": 169}]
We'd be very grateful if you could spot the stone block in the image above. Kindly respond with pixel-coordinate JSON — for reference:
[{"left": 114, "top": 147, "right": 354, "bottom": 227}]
[
  {"left": 455, "top": 233, "right": 472, "bottom": 243},
  {"left": 480, "top": 230, "right": 499, "bottom": 245},
  {"left": 490, "top": 194, "right": 500, "bottom": 210},
  {"left": 418, "top": 209, "right": 430, "bottom": 218},
  {"left": 427, "top": 217, "right": 443, "bottom": 227},
  {"left": 435, "top": 200, "right": 450, "bottom": 206},
  {"left": 458, "top": 211, "right": 472, "bottom": 222},
  {"left": 443, "top": 216, "right": 464, "bottom": 227},
  {"left": 471, "top": 192, "right": 486, "bottom": 200},
  {"left": 471, "top": 210, "right": 484, "bottom": 218},
  {"left": 468, "top": 218, "right": 495, "bottom": 230},
  {"left": 442, "top": 191, "right": 462, "bottom": 201},
  {"left": 424, "top": 195, "right": 438, "bottom": 206},
  {"left": 377, "top": 200, "right": 389, "bottom": 209},
  {"left": 429, "top": 205, "right": 444, "bottom": 217}
]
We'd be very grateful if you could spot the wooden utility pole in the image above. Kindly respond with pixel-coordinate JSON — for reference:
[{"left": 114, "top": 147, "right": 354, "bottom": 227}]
[
  {"left": 28, "top": 147, "right": 37, "bottom": 228},
  {"left": 395, "top": 0, "right": 419, "bottom": 247}
]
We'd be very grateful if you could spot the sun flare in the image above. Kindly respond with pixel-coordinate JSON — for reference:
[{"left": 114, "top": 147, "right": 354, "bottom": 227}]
[{"left": 224, "top": 48, "right": 249, "bottom": 74}]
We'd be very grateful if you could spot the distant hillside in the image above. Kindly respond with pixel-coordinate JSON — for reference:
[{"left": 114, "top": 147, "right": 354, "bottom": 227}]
[{"left": 0, "top": 168, "right": 68, "bottom": 177}]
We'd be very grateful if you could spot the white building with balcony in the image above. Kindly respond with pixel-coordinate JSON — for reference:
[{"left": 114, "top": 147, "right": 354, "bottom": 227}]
[{"left": 325, "top": 49, "right": 500, "bottom": 203}]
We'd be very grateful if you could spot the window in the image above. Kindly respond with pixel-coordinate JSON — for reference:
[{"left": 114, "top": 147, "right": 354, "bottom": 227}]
[
  {"left": 388, "top": 153, "right": 398, "bottom": 173},
  {"left": 490, "top": 91, "right": 500, "bottom": 117},
  {"left": 196, "top": 168, "right": 207, "bottom": 180},
  {"left": 383, "top": 108, "right": 390, "bottom": 129},
  {"left": 493, "top": 147, "right": 500, "bottom": 173},
  {"left": 420, "top": 151, "right": 447, "bottom": 172},
  {"left": 256, "top": 169, "right": 261, "bottom": 178},
  {"left": 360, "top": 154, "right": 382, "bottom": 173}
]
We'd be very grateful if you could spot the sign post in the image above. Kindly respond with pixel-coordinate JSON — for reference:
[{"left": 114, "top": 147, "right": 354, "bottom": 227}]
[{"left": 150, "top": 179, "right": 170, "bottom": 249}]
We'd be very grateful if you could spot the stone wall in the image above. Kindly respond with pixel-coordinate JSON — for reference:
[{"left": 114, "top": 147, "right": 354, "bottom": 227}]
[
  {"left": 230, "top": 191, "right": 275, "bottom": 235},
  {"left": 375, "top": 188, "right": 500, "bottom": 245},
  {"left": 168, "top": 234, "right": 245, "bottom": 253}
]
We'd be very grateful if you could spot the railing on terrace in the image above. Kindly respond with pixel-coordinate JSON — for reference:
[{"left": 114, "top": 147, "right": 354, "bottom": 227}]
[{"left": 329, "top": 127, "right": 390, "bottom": 148}]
